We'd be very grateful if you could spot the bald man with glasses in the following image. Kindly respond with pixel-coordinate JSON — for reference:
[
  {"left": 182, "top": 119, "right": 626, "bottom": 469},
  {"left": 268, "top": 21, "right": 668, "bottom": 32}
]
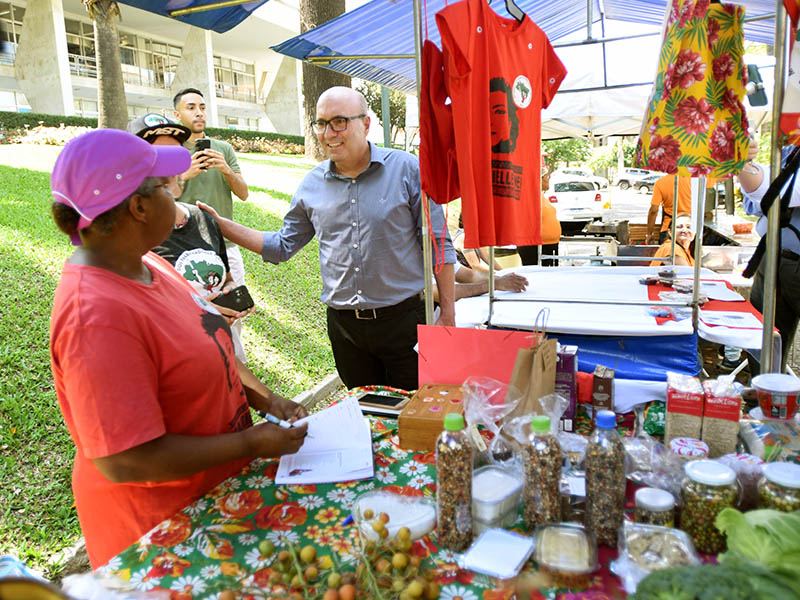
[{"left": 199, "top": 86, "right": 455, "bottom": 391}]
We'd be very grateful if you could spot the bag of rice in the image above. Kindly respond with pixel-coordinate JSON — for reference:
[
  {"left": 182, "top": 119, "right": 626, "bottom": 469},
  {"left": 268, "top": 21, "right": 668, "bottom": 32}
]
[
  {"left": 701, "top": 378, "right": 742, "bottom": 458},
  {"left": 665, "top": 372, "right": 703, "bottom": 444}
]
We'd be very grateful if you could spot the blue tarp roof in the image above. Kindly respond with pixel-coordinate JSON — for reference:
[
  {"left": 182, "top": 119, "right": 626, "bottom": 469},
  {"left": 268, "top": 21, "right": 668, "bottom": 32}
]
[
  {"left": 271, "top": 0, "right": 776, "bottom": 94},
  {"left": 117, "top": 1, "right": 269, "bottom": 34}
]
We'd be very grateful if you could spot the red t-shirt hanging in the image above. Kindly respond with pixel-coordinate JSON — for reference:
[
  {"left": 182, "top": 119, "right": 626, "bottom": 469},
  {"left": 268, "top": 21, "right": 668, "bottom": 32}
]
[{"left": 436, "top": 0, "right": 566, "bottom": 248}]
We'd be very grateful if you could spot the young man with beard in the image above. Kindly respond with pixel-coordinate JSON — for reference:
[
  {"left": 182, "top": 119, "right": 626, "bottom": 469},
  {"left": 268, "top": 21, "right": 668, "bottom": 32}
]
[{"left": 173, "top": 87, "right": 250, "bottom": 358}]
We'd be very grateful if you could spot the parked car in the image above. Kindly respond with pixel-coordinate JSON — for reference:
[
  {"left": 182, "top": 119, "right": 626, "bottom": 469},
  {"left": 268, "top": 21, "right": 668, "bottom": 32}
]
[
  {"left": 551, "top": 167, "right": 609, "bottom": 189},
  {"left": 547, "top": 180, "right": 605, "bottom": 232},
  {"left": 615, "top": 168, "right": 662, "bottom": 190},
  {"left": 635, "top": 174, "right": 662, "bottom": 194}
]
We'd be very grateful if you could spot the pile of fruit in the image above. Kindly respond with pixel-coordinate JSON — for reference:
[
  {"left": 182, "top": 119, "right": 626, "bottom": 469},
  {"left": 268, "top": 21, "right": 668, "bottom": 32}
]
[{"left": 217, "top": 510, "right": 441, "bottom": 599}]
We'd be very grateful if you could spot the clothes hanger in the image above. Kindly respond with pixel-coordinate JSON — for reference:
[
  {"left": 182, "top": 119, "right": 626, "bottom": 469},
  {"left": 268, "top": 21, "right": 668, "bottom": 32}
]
[{"left": 488, "top": 0, "right": 526, "bottom": 23}]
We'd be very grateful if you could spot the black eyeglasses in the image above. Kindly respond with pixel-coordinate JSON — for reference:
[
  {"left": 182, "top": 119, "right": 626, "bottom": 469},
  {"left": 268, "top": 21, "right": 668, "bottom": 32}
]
[{"left": 311, "top": 114, "right": 366, "bottom": 134}]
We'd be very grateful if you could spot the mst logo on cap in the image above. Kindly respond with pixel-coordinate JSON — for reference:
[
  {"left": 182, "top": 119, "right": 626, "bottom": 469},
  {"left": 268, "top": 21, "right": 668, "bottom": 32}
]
[{"left": 127, "top": 113, "right": 191, "bottom": 145}]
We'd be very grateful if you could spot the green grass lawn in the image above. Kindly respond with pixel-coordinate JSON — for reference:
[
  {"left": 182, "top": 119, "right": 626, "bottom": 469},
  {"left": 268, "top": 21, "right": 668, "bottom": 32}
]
[{"left": 0, "top": 155, "right": 333, "bottom": 575}]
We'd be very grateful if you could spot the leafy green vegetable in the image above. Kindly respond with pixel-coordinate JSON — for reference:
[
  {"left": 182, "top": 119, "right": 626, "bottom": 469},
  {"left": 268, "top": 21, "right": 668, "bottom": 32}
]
[
  {"left": 715, "top": 508, "right": 800, "bottom": 595},
  {"left": 719, "top": 555, "right": 797, "bottom": 600},
  {"left": 630, "top": 564, "right": 757, "bottom": 600}
]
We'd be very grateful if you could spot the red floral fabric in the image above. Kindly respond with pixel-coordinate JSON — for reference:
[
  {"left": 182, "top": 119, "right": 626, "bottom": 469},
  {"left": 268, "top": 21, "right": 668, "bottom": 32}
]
[{"left": 635, "top": 1, "right": 749, "bottom": 178}]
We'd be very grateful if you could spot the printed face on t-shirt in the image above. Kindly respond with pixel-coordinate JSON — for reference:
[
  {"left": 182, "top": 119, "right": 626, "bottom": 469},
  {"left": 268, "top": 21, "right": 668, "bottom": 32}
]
[{"left": 489, "top": 79, "right": 519, "bottom": 154}]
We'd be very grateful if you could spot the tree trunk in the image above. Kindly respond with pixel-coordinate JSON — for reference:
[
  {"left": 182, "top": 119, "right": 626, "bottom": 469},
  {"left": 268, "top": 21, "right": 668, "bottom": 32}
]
[
  {"left": 299, "top": 0, "right": 351, "bottom": 161},
  {"left": 90, "top": 1, "right": 127, "bottom": 129}
]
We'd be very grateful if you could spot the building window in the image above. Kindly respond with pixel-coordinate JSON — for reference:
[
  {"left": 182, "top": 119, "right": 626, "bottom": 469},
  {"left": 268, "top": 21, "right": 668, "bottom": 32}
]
[
  {"left": 0, "top": 88, "right": 29, "bottom": 112},
  {"left": 74, "top": 97, "right": 98, "bottom": 118},
  {"left": 223, "top": 114, "right": 259, "bottom": 131},
  {"left": 214, "top": 55, "right": 256, "bottom": 103},
  {"left": 0, "top": 2, "right": 24, "bottom": 65},
  {"left": 65, "top": 18, "right": 97, "bottom": 78},
  {"left": 128, "top": 105, "right": 170, "bottom": 120},
  {"left": 64, "top": 18, "right": 181, "bottom": 89}
]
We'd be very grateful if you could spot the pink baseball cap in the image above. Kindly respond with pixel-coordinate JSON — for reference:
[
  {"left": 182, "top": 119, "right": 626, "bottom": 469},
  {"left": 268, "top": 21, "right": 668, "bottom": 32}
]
[{"left": 51, "top": 129, "right": 191, "bottom": 245}]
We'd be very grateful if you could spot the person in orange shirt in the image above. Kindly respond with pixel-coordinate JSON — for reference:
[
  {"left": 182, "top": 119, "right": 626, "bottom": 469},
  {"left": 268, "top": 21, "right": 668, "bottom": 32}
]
[
  {"left": 518, "top": 169, "right": 561, "bottom": 266},
  {"left": 650, "top": 213, "right": 695, "bottom": 267},
  {"left": 646, "top": 174, "right": 691, "bottom": 245}
]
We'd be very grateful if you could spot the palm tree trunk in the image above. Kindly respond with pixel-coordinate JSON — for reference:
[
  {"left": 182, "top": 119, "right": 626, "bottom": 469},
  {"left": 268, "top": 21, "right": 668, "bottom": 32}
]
[
  {"left": 299, "top": 0, "right": 351, "bottom": 161},
  {"left": 87, "top": 0, "right": 127, "bottom": 129}
]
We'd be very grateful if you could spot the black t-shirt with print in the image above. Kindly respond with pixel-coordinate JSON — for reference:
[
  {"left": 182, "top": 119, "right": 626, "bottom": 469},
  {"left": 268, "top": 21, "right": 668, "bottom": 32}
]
[{"left": 153, "top": 203, "right": 230, "bottom": 294}]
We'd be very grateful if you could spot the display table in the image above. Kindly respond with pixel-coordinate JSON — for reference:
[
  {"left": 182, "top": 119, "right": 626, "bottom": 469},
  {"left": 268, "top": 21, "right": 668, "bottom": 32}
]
[
  {"left": 100, "top": 417, "right": 630, "bottom": 599},
  {"left": 454, "top": 265, "right": 771, "bottom": 352}
]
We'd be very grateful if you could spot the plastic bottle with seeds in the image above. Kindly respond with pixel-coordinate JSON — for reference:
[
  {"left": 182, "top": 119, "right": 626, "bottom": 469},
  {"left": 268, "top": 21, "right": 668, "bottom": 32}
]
[
  {"left": 680, "top": 460, "right": 738, "bottom": 554},
  {"left": 436, "top": 413, "right": 473, "bottom": 552},
  {"left": 758, "top": 462, "right": 800, "bottom": 512},
  {"left": 584, "top": 410, "right": 626, "bottom": 546},
  {"left": 523, "top": 415, "right": 563, "bottom": 529},
  {"left": 634, "top": 487, "right": 675, "bottom": 528}
]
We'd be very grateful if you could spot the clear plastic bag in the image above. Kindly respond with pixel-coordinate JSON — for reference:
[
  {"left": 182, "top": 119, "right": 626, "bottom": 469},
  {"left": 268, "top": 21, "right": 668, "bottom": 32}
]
[
  {"left": 462, "top": 376, "right": 521, "bottom": 467},
  {"left": 610, "top": 522, "right": 700, "bottom": 593},
  {"left": 62, "top": 572, "right": 170, "bottom": 599},
  {"left": 623, "top": 423, "right": 685, "bottom": 503},
  {"left": 718, "top": 452, "right": 765, "bottom": 510}
]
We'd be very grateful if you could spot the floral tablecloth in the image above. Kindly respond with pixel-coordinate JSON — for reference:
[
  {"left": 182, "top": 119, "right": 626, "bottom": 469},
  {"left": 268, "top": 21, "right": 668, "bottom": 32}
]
[{"left": 101, "top": 416, "right": 629, "bottom": 600}]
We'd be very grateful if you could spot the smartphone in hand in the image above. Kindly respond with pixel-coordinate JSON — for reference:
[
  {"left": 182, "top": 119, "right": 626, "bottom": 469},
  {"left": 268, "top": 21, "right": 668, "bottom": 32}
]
[
  {"left": 212, "top": 285, "right": 255, "bottom": 312},
  {"left": 194, "top": 138, "right": 211, "bottom": 170}
]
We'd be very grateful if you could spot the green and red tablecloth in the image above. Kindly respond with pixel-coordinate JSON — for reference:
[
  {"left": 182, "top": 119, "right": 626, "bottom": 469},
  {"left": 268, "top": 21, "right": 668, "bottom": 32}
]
[{"left": 101, "top": 396, "right": 632, "bottom": 600}]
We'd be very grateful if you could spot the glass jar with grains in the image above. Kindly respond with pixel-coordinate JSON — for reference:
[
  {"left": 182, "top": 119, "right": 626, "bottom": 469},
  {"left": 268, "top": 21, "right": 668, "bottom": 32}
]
[
  {"left": 758, "top": 462, "right": 800, "bottom": 512},
  {"left": 680, "top": 460, "right": 738, "bottom": 554},
  {"left": 436, "top": 413, "right": 473, "bottom": 552},
  {"left": 634, "top": 487, "right": 675, "bottom": 528}
]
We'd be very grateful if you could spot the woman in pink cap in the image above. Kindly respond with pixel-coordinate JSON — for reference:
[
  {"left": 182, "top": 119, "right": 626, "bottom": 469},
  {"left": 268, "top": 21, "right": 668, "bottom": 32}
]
[{"left": 48, "top": 129, "right": 308, "bottom": 568}]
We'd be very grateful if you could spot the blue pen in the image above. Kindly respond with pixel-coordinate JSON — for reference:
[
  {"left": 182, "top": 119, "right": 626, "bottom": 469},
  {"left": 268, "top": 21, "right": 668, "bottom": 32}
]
[{"left": 255, "top": 410, "right": 313, "bottom": 437}]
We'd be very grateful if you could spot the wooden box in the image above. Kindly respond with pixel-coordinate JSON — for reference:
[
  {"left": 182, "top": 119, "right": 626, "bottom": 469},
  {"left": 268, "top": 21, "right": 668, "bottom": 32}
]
[{"left": 398, "top": 383, "right": 465, "bottom": 451}]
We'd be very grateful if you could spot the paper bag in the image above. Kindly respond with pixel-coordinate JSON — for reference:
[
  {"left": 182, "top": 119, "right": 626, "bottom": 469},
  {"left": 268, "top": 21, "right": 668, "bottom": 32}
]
[{"left": 504, "top": 333, "right": 557, "bottom": 421}]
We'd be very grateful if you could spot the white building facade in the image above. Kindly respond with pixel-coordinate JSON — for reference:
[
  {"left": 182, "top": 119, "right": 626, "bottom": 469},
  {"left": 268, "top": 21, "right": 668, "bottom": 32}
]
[{"left": 0, "top": 0, "right": 304, "bottom": 134}]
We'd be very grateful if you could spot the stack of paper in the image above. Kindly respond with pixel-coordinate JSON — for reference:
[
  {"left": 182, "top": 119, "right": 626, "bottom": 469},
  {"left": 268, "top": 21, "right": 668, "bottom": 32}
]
[{"left": 275, "top": 397, "right": 374, "bottom": 484}]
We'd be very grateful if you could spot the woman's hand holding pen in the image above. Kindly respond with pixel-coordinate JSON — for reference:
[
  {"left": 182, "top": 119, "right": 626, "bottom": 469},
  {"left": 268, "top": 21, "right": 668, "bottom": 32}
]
[{"left": 244, "top": 420, "right": 308, "bottom": 458}]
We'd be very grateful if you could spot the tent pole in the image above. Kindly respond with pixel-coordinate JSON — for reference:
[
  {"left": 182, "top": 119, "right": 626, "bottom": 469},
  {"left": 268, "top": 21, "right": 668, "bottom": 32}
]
[
  {"left": 692, "top": 176, "right": 706, "bottom": 332},
  {"left": 670, "top": 175, "right": 678, "bottom": 265},
  {"left": 412, "top": 0, "right": 434, "bottom": 326},
  {"left": 761, "top": 0, "right": 790, "bottom": 373}
]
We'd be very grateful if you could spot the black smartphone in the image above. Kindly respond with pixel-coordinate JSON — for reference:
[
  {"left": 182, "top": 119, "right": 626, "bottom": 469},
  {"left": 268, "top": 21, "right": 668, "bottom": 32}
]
[
  {"left": 357, "top": 393, "right": 409, "bottom": 409},
  {"left": 194, "top": 138, "right": 211, "bottom": 170},
  {"left": 212, "top": 285, "right": 255, "bottom": 312}
]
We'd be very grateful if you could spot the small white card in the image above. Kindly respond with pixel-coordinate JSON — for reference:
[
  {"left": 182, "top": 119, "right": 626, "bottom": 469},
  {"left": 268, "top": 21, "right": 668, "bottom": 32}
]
[{"left": 461, "top": 529, "right": 535, "bottom": 579}]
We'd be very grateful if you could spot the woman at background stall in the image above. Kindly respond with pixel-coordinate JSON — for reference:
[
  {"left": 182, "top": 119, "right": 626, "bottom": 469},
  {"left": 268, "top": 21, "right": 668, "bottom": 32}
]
[
  {"left": 48, "top": 129, "right": 308, "bottom": 568},
  {"left": 650, "top": 212, "right": 695, "bottom": 267}
]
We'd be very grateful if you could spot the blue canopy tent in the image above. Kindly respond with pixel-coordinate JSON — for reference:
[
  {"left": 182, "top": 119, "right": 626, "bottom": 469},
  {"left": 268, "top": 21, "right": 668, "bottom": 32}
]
[
  {"left": 116, "top": 0, "right": 268, "bottom": 34},
  {"left": 270, "top": 0, "right": 777, "bottom": 96},
  {"left": 270, "top": 0, "right": 786, "bottom": 376}
]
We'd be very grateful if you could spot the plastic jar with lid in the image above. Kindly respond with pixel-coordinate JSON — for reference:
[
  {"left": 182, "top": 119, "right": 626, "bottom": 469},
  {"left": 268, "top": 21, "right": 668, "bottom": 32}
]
[
  {"left": 634, "top": 487, "right": 675, "bottom": 527},
  {"left": 758, "top": 462, "right": 800, "bottom": 512},
  {"left": 585, "top": 410, "right": 626, "bottom": 546},
  {"left": 436, "top": 413, "right": 473, "bottom": 551},
  {"left": 680, "top": 460, "right": 738, "bottom": 554},
  {"left": 523, "top": 415, "right": 563, "bottom": 529},
  {"left": 669, "top": 437, "right": 709, "bottom": 463}
]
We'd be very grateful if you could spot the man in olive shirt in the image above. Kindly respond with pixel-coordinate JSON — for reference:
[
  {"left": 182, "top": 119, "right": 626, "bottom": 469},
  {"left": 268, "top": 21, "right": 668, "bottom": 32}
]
[{"left": 174, "top": 87, "right": 250, "bottom": 357}]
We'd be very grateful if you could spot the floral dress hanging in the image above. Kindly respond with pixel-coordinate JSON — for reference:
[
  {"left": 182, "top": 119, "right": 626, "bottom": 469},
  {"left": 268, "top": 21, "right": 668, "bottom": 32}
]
[{"left": 634, "top": 0, "right": 749, "bottom": 178}]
